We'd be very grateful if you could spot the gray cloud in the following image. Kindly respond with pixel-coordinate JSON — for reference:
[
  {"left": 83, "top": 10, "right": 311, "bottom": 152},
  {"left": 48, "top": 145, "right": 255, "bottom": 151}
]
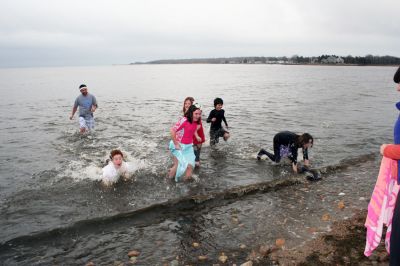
[{"left": 0, "top": 0, "right": 399, "bottom": 67}]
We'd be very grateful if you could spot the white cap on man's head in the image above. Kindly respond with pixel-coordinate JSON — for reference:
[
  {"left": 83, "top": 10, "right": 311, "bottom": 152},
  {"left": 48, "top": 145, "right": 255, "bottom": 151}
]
[{"left": 79, "top": 84, "right": 87, "bottom": 91}]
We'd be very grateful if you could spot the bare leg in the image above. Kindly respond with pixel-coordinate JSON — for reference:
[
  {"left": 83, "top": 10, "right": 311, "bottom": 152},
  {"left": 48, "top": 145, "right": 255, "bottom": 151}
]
[
  {"left": 184, "top": 165, "right": 193, "bottom": 181},
  {"left": 80, "top": 127, "right": 86, "bottom": 134},
  {"left": 168, "top": 157, "right": 178, "bottom": 178}
]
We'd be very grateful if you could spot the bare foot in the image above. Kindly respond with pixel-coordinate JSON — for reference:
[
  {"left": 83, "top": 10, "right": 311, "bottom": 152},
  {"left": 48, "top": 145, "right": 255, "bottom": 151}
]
[
  {"left": 183, "top": 176, "right": 192, "bottom": 181},
  {"left": 167, "top": 168, "right": 175, "bottom": 179}
]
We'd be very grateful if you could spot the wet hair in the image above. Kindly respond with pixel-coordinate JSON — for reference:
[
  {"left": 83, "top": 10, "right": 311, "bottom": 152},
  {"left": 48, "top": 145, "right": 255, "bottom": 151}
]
[
  {"left": 297, "top": 133, "right": 313, "bottom": 147},
  {"left": 110, "top": 149, "right": 124, "bottom": 159},
  {"left": 214, "top": 97, "right": 223, "bottom": 107},
  {"left": 182, "top": 97, "right": 194, "bottom": 114},
  {"left": 185, "top": 105, "right": 200, "bottom": 124}
]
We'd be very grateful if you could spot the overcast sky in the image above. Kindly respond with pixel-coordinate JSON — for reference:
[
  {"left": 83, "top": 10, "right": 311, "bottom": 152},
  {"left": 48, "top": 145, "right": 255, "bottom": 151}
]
[{"left": 0, "top": 0, "right": 399, "bottom": 67}]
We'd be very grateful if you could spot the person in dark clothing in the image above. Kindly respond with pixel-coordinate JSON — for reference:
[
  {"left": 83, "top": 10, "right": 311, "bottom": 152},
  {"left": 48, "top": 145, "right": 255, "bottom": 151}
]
[
  {"left": 257, "top": 131, "right": 313, "bottom": 173},
  {"left": 389, "top": 66, "right": 400, "bottom": 266},
  {"left": 394, "top": 66, "right": 400, "bottom": 84},
  {"left": 207, "top": 97, "right": 230, "bottom": 146}
]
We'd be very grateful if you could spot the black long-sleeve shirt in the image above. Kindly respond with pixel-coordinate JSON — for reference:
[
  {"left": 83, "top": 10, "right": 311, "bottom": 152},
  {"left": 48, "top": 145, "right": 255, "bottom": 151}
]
[
  {"left": 207, "top": 109, "right": 228, "bottom": 130},
  {"left": 273, "top": 131, "right": 308, "bottom": 164}
]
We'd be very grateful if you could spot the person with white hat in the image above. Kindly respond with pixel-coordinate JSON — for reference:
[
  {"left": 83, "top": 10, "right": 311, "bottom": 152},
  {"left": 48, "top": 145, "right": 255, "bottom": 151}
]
[{"left": 69, "top": 84, "right": 98, "bottom": 133}]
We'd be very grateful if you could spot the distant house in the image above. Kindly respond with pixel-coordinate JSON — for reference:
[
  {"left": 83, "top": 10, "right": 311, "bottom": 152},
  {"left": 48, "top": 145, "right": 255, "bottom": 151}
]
[
  {"left": 336, "top": 57, "right": 344, "bottom": 64},
  {"left": 321, "top": 56, "right": 344, "bottom": 64}
]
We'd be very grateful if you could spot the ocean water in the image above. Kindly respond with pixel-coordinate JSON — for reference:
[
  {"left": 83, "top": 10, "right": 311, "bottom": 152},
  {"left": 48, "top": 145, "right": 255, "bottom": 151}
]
[{"left": 0, "top": 64, "right": 398, "bottom": 265}]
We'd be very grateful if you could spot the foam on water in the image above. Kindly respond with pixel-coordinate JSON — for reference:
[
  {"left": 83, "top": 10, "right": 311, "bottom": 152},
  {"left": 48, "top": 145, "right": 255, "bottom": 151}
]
[
  {"left": 61, "top": 156, "right": 148, "bottom": 182},
  {"left": 61, "top": 160, "right": 102, "bottom": 181}
]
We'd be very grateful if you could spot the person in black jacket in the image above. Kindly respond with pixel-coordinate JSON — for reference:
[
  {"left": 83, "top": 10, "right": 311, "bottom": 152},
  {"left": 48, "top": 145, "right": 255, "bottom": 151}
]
[
  {"left": 207, "top": 97, "right": 230, "bottom": 146},
  {"left": 257, "top": 131, "right": 313, "bottom": 173}
]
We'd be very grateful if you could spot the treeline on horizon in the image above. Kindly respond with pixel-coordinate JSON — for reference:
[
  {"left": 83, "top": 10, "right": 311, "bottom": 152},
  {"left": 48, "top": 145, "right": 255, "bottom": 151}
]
[
  {"left": 292, "top": 54, "right": 400, "bottom": 65},
  {"left": 135, "top": 55, "right": 400, "bottom": 65}
]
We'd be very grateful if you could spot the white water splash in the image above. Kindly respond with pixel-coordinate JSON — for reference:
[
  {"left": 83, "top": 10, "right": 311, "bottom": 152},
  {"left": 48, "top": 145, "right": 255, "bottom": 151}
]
[{"left": 60, "top": 155, "right": 148, "bottom": 182}]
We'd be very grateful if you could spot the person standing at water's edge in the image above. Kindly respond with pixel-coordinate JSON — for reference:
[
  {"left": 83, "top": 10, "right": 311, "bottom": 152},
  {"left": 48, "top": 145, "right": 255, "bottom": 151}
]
[
  {"left": 388, "top": 66, "right": 400, "bottom": 266},
  {"left": 394, "top": 66, "right": 400, "bottom": 144},
  {"left": 257, "top": 131, "right": 313, "bottom": 173},
  {"left": 364, "top": 67, "right": 400, "bottom": 264},
  {"left": 69, "top": 84, "right": 98, "bottom": 133}
]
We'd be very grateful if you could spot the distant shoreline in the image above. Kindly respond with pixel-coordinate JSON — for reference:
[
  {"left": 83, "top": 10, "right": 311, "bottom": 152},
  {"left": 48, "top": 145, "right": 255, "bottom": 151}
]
[
  {"left": 129, "top": 55, "right": 400, "bottom": 66},
  {"left": 123, "top": 63, "right": 399, "bottom": 67}
]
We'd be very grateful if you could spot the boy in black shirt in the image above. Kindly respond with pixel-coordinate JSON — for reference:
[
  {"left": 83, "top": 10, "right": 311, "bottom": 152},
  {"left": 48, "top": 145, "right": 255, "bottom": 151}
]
[{"left": 207, "top": 98, "right": 230, "bottom": 146}]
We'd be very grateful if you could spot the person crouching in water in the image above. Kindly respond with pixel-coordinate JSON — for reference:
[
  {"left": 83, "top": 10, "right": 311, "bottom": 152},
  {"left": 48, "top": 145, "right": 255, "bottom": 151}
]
[
  {"left": 257, "top": 131, "right": 313, "bottom": 173},
  {"left": 102, "top": 149, "right": 131, "bottom": 186},
  {"left": 169, "top": 105, "right": 202, "bottom": 181}
]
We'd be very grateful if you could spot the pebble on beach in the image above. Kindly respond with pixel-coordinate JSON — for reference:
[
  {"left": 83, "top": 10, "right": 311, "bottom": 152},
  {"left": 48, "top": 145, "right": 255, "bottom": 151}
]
[
  {"left": 240, "top": 244, "right": 247, "bottom": 249},
  {"left": 322, "top": 213, "right": 331, "bottom": 221},
  {"left": 247, "top": 250, "right": 258, "bottom": 261},
  {"left": 198, "top": 255, "right": 208, "bottom": 261},
  {"left": 128, "top": 250, "right": 140, "bottom": 257},
  {"left": 275, "top": 238, "right": 285, "bottom": 248},
  {"left": 259, "top": 245, "right": 272, "bottom": 256},
  {"left": 307, "top": 227, "right": 317, "bottom": 233},
  {"left": 192, "top": 242, "right": 200, "bottom": 248},
  {"left": 338, "top": 200, "right": 345, "bottom": 209},
  {"left": 85, "top": 262, "right": 95, "bottom": 266},
  {"left": 219, "top": 252, "right": 228, "bottom": 263},
  {"left": 240, "top": 261, "right": 253, "bottom": 266}
]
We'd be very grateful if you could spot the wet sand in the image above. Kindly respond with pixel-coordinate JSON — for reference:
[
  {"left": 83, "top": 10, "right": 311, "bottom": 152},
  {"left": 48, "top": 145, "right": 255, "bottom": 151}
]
[{"left": 245, "top": 210, "right": 389, "bottom": 266}]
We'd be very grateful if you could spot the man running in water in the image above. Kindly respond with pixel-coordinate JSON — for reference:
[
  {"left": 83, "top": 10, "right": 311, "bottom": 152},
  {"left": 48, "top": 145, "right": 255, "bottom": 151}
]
[{"left": 69, "top": 84, "right": 98, "bottom": 133}]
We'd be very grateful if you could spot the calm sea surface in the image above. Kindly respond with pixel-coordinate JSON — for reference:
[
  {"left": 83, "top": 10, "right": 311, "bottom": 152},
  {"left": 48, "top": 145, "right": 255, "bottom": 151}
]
[{"left": 0, "top": 64, "right": 398, "bottom": 265}]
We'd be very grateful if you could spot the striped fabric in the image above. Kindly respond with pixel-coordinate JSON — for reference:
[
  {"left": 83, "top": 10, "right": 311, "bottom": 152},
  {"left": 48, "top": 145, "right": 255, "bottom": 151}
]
[{"left": 365, "top": 156, "right": 399, "bottom": 256}]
